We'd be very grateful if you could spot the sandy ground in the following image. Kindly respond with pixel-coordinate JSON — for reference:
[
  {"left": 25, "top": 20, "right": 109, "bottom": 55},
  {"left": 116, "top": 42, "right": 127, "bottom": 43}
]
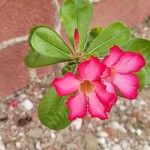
[{"left": 0, "top": 19, "right": 150, "bottom": 150}]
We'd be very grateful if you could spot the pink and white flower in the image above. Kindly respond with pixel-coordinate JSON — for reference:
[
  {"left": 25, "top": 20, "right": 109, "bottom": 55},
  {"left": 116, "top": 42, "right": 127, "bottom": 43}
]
[
  {"left": 101, "top": 46, "right": 145, "bottom": 99},
  {"left": 52, "top": 57, "right": 116, "bottom": 120}
]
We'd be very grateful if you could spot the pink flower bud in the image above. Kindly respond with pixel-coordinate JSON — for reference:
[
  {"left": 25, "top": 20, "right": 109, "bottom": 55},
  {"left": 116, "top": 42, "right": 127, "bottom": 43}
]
[{"left": 74, "top": 28, "right": 80, "bottom": 46}]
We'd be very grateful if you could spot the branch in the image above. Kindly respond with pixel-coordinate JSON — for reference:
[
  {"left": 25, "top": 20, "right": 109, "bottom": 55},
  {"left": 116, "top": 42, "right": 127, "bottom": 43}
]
[
  {"left": 0, "top": 35, "right": 28, "bottom": 51},
  {"left": 51, "top": 0, "right": 61, "bottom": 34},
  {"left": 51, "top": 0, "right": 62, "bottom": 76}
]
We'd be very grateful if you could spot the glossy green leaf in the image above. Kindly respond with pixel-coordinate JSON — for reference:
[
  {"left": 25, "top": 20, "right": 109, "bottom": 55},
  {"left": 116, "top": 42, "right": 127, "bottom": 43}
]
[
  {"left": 60, "top": 0, "right": 93, "bottom": 49},
  {"left": 25, "top": 48, "right": 71, "bottom": 68},
  {"left": 38, "top": 88, "right": 70, "bottom": 130},
  {"left": 85, "top": 26, "right": 102, "bottom": 50},
  {"left": 61, "top": 62, "right": 77, "bottom": 75},
  {"left": 137, "top": 66, "right": 150, "bottom": 88},
  {"left": 86, "top": 22, "right": 131, "bottom": 57},
  {"left": 29, "top": 26, "right": 72, "bottom": 62},
  {"left": 123, "top": 38, "right": 150, "bottom": 87}
]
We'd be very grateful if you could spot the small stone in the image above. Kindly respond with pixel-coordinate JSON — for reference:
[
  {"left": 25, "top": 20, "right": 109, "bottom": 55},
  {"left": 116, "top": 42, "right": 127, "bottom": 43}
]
[
  {"left": 112, "top": 144, "right": 122, "bottom": 150},
  {"left": 50, "top": 132, "right": 56, "bottom": 139},
  {"left": 0, "top": 137, "right": 6, "bottom": 150},
  {"left": 119, "top": 105, "right": 126, "bottom": 111},
  {"left": 88, "top": 123, "right": 93, "bottom": 129},
  {"left": 129, "top": 126, "right": 136, "bottom": 133},
  {"left": 27, "top": 128, "right": 43, "bottom": 138},
  {"left": 18, "top": 94, "right": 27, "bottom": 100},
  {"left": 142, "top": 145, "right": 150, "bottom": 150},
  {"left": 71, "top": 118, "right": 82, "bottom": 130},
  {"left": 84, "top": 133, "right": 98, "bottom": 150},
  {"left": 16, "top": 142, "right": 21, "bottom": 148},
  {"left": 121, "top": 140, "right": 129, "bottom": 150},
  {"left": 67, "top": 143, "right": 78, "bottom": 150},
  {"left": 36, "top": 141, "right": 42, "bottom": 150},
  {"left": 21, "top": 99, "right": 33, "bottom": 110},
  {"left": 56, "top": 134, "right": 64, "bottom": 144},
  {"left": 18, "top": 132, "right": 24, "bottom": 137},
  {"left": 98, "top": 131, "right": 108, "bottom": 138},
  {"left": 111, "top": 121, "right": 127, "bottom": 133},
  {"left": 136, "top": 129, "right": 142, "bottom": 136},
  {"left": 97, "top": 137, "right": 106, "bottom": 145}
]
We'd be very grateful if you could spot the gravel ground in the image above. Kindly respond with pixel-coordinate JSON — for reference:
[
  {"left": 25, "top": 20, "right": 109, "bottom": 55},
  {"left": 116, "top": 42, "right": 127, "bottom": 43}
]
[{"left": 0, "top": 19, "right": 150, "bottom": 150}]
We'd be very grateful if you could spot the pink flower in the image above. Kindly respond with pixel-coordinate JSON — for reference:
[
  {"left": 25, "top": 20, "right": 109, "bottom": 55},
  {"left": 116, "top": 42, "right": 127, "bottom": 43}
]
[
  {"left": 101, "top": 46, "right": 145, "bottom": 99},
  {"left": 52, "top": 57, "right": 116, "bottom": 120}
]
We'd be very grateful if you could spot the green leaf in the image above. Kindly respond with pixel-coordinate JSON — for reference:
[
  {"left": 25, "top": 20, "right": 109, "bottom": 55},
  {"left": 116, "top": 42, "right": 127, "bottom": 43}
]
[
  {"left": 86, "top": 22, "right": 131, "bottom": 57},
  {"left": 61, "top": 62, "right": 77, "bottom": 75},
  {"left": 60, "top": 0, "right": 93, "bottom": 49},
  {"left": 137, "top": 66, "right": 150, "bottom": 88},
  {"left": 25, "top": 48, "right": 71, "bottom": 68},
  {"left": 29, "top": 26, "right": 72, "bottom": 62},
  {"left": 38, "top": 88, "right": 71, "bottom": 131},
  {"left": 123, "top": 38, "right": 150, "bottom": 87},
  {"left": 85, "top": 26, "right": 102, "bottom": 50},
  {"left": 90, "top": 27, "right": 103, "bottom": 38}
]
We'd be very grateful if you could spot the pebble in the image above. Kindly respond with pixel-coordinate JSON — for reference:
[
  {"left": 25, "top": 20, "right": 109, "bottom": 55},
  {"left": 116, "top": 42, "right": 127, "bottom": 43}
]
[
  {"left": 67, "top": 143, "right": 78, "bottom": 150},
  {"left": 120, "top": 140, "right": 129, "bottom": 150},
  {"left": 15, "top": 142, "right": 21, "bottom": 148},
  {"left": 71, "top": 118, "right": 82, "bottom": 130},
  {"left": 112, "top": 144, "right": 122, "bottom": 150},
  {"left": 56, "top": 134, "right": 64, "bottom": 144},
  {"left": 136, "top": 129, "right": 143, "bottom": 136},
  {"left": 36, "top": 141, "right": 42, "bottom": 150},
  {"left": 18, "top": 94, "right": 27, "bottom": 101},
  {"left": 21, "top": 99, "right": 33, "bottom": 110},
  {"left": 97, "top": 137, "right": 106, "bottom": 145},
  {"left": 111, "top": 121, "right": 127, "bottom": 133},
  {"left": 98, "top": 131, "right": 108, "bottom": 138},
  {"left": 0, "top": 137, "right": 6, "bottom": 150},
  {"left": 27, "top": 128, "right": 43, "bottom": 138},
  {"left": 50, "top": 132, "right": 56, "bottom": 139},
  {"left": 119, "top": 105, "right": 126, "bottom": 111},
  {"left": 84, "top": 133, "right": 98, "bottom": 150},
  {"left": 142, "top": 145, "right": 150, "bottom": 150}
]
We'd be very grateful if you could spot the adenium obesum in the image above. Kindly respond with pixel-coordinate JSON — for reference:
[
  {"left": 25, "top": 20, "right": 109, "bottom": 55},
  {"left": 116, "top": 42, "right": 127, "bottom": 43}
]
[{"left": 52, "top": 46, "right": 145, "bottom": 121}]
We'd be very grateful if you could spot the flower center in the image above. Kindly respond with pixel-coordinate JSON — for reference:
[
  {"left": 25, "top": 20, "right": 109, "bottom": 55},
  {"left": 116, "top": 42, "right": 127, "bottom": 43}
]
[
  {"left": 80, "top": 80, "right": 94, "bottom": 95},
  {"left": 110, "top": 68, "right": 116, "bottom": 77}
]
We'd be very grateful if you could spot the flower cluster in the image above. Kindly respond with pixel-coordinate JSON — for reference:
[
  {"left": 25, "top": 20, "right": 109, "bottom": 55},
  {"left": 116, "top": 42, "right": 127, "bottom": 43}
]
[{"left": 52, "top": 46, "right": 145, "bottom": 121}]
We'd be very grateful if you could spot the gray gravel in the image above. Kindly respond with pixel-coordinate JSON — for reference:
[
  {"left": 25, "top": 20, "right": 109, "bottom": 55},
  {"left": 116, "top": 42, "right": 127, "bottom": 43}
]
[{"left": 0, "top": 19, "right": 150, "bottom": 150}]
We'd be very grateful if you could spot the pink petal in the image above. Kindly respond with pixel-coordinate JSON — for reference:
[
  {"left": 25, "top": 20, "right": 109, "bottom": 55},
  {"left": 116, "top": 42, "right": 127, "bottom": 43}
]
[
  {"left": 103, "top": 81, "right": 117, "bottom": 109},
  {"left": 88, "top": 92, "right": 108, "bottom": 120},
  {"left": 77, "top": 56, "right": 105, "bottom": 81},
  {"left": 66, "top": 94, "right": 87, "bottom": 120},
  {"left": 113, "top": 73, "right": 139, "bottom": 99},
  {"left": 52, "top": 72, "right": 80, "bottom": 96},
  {"left": 94, "top": 81, "right": 116, "bottom": 112},
  {"left": 103, "top": 81, "right": 116, "bottom": 97},
  {"left": 102, "top": 46, "right": 124, "bottom": 67},
  {"left": 114, "top": 52, "right": 145, "bottom": 73},
  {"left": 101, "top": 67, "right": 111, "bottom": 78}
]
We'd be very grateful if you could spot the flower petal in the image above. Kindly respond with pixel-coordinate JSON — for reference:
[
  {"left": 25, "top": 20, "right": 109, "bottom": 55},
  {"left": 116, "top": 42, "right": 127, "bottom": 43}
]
[
  {"left": 66, "top": 94, "right": 87, "bottom": 120},
  {"left": 113, "top": 73, "right": 139, "bottom": 99},
  {"left": 88, "top": 92, "right": 108, "bottom": 120},
  {"left": 52, "top": 72, "right": 80, "bottom": 96},
  {"left": 94, "top": 81, "right": 116, "bottom": 112},
  {"left": 102, "top": 46, "right": 124, "bottom": 67},
  {"left": 103, "top": 81, "right": 116, "bottom": 98},
  {"left": 77, "top": 56, "right": 105, "bottom": 81},
  {"left": 101, "top": 67, "right": 111, "bottom": 78},
  {"left": 114, "top": 52, "right": 145, "bottom": 73}
]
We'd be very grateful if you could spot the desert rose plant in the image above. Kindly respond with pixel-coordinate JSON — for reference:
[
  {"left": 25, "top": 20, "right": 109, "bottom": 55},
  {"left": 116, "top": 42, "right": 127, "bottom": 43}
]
[{"left": 25, "top": 0, "right": 150, "bottom": 130}]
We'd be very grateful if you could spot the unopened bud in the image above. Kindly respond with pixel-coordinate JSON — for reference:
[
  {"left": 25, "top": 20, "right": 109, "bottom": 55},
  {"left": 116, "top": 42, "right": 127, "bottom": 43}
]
[{"left": 74, "top": 28, "right": 80, "bottom": 47}]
